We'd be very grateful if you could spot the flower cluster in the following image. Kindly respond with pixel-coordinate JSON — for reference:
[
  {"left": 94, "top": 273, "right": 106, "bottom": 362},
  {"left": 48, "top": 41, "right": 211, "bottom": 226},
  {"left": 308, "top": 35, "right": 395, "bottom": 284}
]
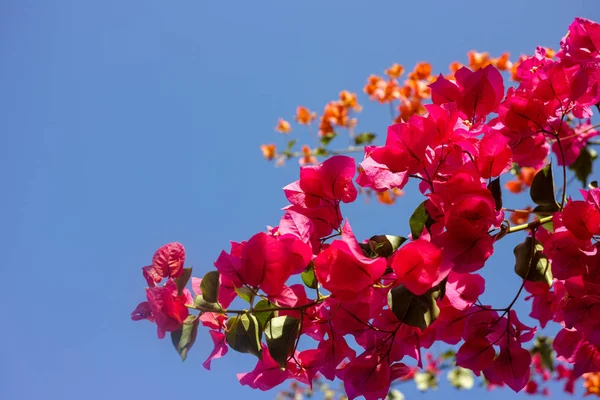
[{"left": 132, "top": 17, "right": 600, "bottom": 400}]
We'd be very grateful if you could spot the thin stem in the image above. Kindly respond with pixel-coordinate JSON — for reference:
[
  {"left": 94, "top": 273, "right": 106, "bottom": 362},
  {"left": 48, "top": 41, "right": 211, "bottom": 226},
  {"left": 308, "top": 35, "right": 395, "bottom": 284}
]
[
  {"left": 190, "top": 295, "right": 329, "bottom": 315},
  {"left": 288, "top": 146, "right": 366, "bottom": 159},
  {"left": 506, "top": 215, "right": 553, "bottom": 235},
  {"left": 555, "top": 136, "right": 568, "bottom": 209}
]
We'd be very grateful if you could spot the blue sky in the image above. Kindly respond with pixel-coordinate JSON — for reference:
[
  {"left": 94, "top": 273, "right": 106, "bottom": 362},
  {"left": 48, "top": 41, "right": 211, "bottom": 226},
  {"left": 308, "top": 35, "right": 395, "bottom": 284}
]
[{"left": 1, "top": 1, "right": 599, "bottom": 399}]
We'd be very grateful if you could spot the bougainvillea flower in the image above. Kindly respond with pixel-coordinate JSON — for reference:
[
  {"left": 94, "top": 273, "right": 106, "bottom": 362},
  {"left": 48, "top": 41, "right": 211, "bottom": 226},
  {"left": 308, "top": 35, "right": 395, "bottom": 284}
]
[
  {"left": 298, "top": 155, "right": 357, "bottom": 203},
  {"left": 275, "top": 118, "right": 292, "bottom": 133},
  {"left": 490, "top": 344, "right": 532, "bottom": 392},
  {"left": 238, "top": 347, "right": 293, "bottom": 391},
  {"left": 295, "top": 106, "right": 317, "bottom": 124},
  {"left": 445, "top": 272, "right": 485, "bottom": 310},
  {"left": 558, "top": 17, "right": 600, "bottom": 64},
  {"left": 215, "top": 232, "right": 311, "bottom": 297},
  {"left": 146, "top": 279, "right": 190, "bottom": 334},
  {"left": 477, "top": 131, "right": 512, "bottom": 178},
  {"left": 356, "top": 146, "right": 410, "bottom": 191},
  {"left": 554, "top": 329, "right": 600, "bottom": 377},
  {"left": 314, "top": 221, "right": 387, "bottom": 301},
  {"left": 203, "top": 330, "right": 228, "bottom": 370},
  {"left": 131, "top": 301, "right": 154, "bottom": 322},
  {"left": 151, "top": 242, "right": 186, "bottom": 279},
  {"left": 338, "top": 352, "right": 391, "bottom": 400},
  {"left": 456, "top": 338, "right": 495, "bottom": 375},
  {"left": 391, "top": 239, "right": 449, "bottom": 295},
  {"left": 430, "top": 65, "right": 504, "bottom": 121},
  {"left": 562, "top": 200, "right": 600, "bottom": 240}
]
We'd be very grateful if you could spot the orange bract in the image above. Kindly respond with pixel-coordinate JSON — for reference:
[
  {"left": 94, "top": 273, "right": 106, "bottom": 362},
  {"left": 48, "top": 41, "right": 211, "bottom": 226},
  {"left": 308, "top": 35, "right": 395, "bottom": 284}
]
[
  {"left": 409, "top": 62, "right": 432, "bottom": 80},
  {"left": 505, "top": 180, "right": 523, "bottom": 194},
  {"left": 299, "top": 145, "right": 317, "bottom": 166},
  {"left": 519, "top": 167, "right": 537, "bottom": 187},
  {"left": 468, "top": 50, "right": 492, "bottom": 70},
  {"left": 295, "top": 106, "right": 317, "bottom": 125},
  {"left": 509, "top": 207, "right": 531, "bottom": 225},
  {"left": 364, "top": 75, "right": 401, "bottom": 103},
  {"left": 584, "top": 372, "right": 600, "bottom": 396},
  {"left": 449, "top": 61, "right": 463, "bottom": 74},
  {"left": 260, "top": 144, "right": 277, "bottom": 160},
  {"left": 339, "top": 90, "right": 362, "bottom": 112},
  {"left": 385, "top": 63, "right": 405, "bottom": 79},
  {"left": 396, "top": 98, "right": 425, "bottom": 123},
  {"left": 492, "top": 52, "right": 513, "bottom": 71},
  {"left": 275, "top": 118, "right": 292, "bottom": 133},
  {"left": 511, "top": 55, "right": 528, "bottom": 81}
]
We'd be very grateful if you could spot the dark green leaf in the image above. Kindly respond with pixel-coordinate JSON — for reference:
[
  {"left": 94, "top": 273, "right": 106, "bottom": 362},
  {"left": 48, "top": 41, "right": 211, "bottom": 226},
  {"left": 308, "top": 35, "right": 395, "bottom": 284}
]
[
  {"left": 171, "top": 315, "right": 199, "bottom": 361},
  {"left": 354, "top": 132, "right": 376, "bottom": 145},
  {"left": 200, "top": 271, "right": 220, "bottom": 303},
  {"left": 320, "top": 132, "right": 337, "bottom": 146},
  {"left": 514, "top": 237, "right": 552, "bottom": 286},
  {"left": 226, "top": 314, "right": 262, "bottom": 359},
  {"left": 265, "top": 316, "right": 300, "bottom": 368},
  {"left": 530, "top": 164, "right": 560, "bottom": 213},
  {"left": 301, "top": 264, "right": 318, "bottom": 289},
  {"left": 194, "top": 295, "right": 223, "bottom": 312},
  {"left": 253, "top": 299, "right": 276, "bottom": 329},
  {"left": 440, "top": 349, "right": 456, "bottom": 361},
  {"left": 314, "top": 147, "right": 328, "bottom": 156},
  {"left": 388, "top": 285, "right": 440, "bottom": 330},
  {"left": 174, "top": 267, "right": 193, "bottom": 295},
  {"left": 531, "top": 336, "right": 554, "bottom": 372},
  {"left": 235, "top": 286, "right": 255, "bottom": 303},
  {"left": 569, "top": 147, "right": 596, "bottom": 188},
  {"left": 409, "top": 201, "right": 434, "bottom": 240},
  {"left": 366, "top": 235, "right": 407, "bottom": 258},
  {"left": 487, "top": 178, "right": 502, "bottom": 211}
]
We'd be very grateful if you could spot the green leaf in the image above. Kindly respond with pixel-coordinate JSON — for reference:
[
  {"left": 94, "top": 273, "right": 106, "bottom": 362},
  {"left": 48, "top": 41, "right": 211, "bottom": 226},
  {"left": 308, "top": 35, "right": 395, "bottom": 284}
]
[
  {"left": 542, "top": 219, "right": 555, "bottom": 233},
  {"left": 440, "top": 349, "right": 456, "bottom": 361},
  {"left": 301, "top": 264, "right": 318, "bottom": 289},
  {"left": 363, "top": 235, "right": 407, "bottom": 258},
  {"left": 487, "top": 178, "right": 503, "bottom": 211},
  {"left": 414, "top": 371, "right": 438, "bottom": 392},
  {"left": 265, "top": 316, "right": 300, "bottom": 368},
  {"left": 409, "top": 201, "right": 434, "bottom": 240},
  {"left": 194, "top": 294, "right": 223, "bottom": 312},
  {"left": 387, "top": 389, "right": 405, "bottom": 400},
  {"left": 253, "top": 299, "right": 276, "bottom": 329},
  {"left": 569, "top": 147, "right": 596, "bottom": 188},
  {"left": 286, "top": 139, "right": 297, "bottom": 151},
  {"left": 235, "top": 286, "right": 255, "bottom": 303},
  {"left": 314, "top": 147, "right": 328, "bottom": 156},
  {"left": 200, "top": 271, "right": 220, "bottom": 303},
  {"left": 388, "top": 285, "right": 440, "bottom": 330},
  {"left": 174, "top": 267, "right": 193, "bottom": 295},
  {"left": 514, "top": 237, "right": 553, "bottom": 286},
  {"left": 226, "top": 314, "right": 262, "bottom": 359},
  {"left": 170, "top": 315, "right": 199, "bottom": 361},
  {"left": 354, "top": 132, "right": 376, "bottom": 145},
  {"left": 320, "top": 132, "right": 337, "bottom": 146},
  {"left": 531, "top": 336, "right": 554, "bottom": 372},
  {"left": 530, "top": 163, "right": 560, "bottom": 213},
  {"left": 447, "top": 367, "right": 474, "bottom": 390}
]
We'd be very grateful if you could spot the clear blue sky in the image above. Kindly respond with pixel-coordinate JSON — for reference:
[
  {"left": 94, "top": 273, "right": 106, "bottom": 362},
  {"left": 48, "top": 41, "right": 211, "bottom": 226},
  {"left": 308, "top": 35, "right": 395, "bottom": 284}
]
[{"left": 1, "top": 1, "right": 599, "bottom": 399}]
